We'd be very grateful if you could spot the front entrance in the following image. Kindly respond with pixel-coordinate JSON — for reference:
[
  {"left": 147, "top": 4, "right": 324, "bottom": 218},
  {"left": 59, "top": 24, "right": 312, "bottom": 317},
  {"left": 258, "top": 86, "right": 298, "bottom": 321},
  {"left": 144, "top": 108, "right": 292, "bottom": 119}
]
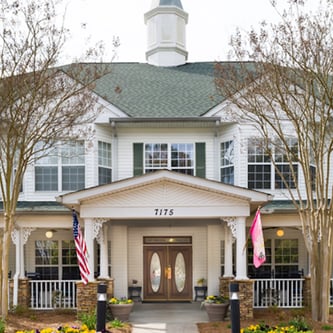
[{"left": 143, "top": 236, "right": 193, "bottom": 301}]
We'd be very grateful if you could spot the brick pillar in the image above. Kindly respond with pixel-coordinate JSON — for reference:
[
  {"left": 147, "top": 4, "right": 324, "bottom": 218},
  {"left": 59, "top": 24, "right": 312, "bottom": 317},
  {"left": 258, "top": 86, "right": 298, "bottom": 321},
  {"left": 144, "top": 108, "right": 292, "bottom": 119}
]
[
  {"left": 77, "top": 279, "right": 114, "bottom": 316},
  {"left": 219, "top": 276, "right": 234, "bottom": 297},
  {"left": 237, "top": 279, "right": 254, "bottom": 320},
  {"left": 19, "top": 278, "right": 31, "bottom": 308},
  {"left": 10, "top": 278, "right": 31, "bottom": 309},
  {"left": 219, "top": 277, "right": 254, "bottom": 320},
  {"left": 8, "top": 278, "right": 13, "bottom": 309}
]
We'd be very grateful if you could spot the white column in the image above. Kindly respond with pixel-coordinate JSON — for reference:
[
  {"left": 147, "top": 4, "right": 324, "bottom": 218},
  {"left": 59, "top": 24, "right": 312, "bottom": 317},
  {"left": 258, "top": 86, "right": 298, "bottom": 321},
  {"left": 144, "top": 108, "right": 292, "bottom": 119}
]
[
  {"left": 112, "top": 226, "right": 128, "bottom": 297},
  {"left": 224, "top": 224, "right": 234, "bottom": 277},
  {"left": 207, "top": 225, "right": 221, "bottom": 296},
  {"left": 11, "top": 229, "right": 21, "bottom": 277},
  {"left": 235, "top": 217, "right": 248, "bottom": 280},
  {"left": 99, "top": 224, "right": 109, "bottom": 278},
  {"left": 84, "top": 219, "right": 95, "bottom": 282},
  {"left": 12, "top": 228, "right": 34, "bottom": 278}
]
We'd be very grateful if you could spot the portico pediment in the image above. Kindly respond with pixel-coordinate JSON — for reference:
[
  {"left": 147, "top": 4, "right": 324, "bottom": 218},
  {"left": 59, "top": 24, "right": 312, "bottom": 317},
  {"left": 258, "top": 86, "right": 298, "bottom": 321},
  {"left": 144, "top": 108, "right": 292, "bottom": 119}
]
[{"left": 57, "top": 170, "right": 271, "bottom": 219}]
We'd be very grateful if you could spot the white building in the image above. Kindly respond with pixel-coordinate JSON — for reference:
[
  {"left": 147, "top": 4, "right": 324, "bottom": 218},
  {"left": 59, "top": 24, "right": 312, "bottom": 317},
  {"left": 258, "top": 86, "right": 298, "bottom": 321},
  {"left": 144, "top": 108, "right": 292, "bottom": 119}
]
[{"left": 2, "top": 0, "right": 312, "bottom": 310}]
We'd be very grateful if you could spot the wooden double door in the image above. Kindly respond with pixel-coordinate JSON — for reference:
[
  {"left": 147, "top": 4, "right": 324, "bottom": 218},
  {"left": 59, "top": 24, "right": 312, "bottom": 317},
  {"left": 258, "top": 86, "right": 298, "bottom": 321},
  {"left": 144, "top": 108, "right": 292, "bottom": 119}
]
[{"left": 143, "top": 244, "right": 192, "bottom": 301}]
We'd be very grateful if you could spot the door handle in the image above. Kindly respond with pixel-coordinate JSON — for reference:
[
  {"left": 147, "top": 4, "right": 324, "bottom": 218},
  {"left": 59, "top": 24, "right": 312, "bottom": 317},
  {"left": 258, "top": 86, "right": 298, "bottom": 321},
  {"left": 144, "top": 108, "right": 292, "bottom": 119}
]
[{"left": 166, "top": 265, "right": 172, "bottom": 280}]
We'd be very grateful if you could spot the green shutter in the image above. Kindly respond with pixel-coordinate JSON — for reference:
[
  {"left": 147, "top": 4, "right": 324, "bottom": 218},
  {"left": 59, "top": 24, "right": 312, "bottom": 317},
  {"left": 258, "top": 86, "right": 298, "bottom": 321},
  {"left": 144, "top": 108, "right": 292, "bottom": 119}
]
[
  {"left": 133, "top": 143, "right": 144, "bottom": 176},
  {"left": 196, "top": 142, "right": 206, "bottom": 178}
]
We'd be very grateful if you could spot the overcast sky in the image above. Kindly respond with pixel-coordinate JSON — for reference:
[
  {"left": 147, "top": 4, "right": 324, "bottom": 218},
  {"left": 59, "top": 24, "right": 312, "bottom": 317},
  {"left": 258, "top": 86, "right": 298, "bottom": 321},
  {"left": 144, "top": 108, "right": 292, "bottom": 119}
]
[{"left": 62, "top": 0, "right": 319, "bottom": 64}]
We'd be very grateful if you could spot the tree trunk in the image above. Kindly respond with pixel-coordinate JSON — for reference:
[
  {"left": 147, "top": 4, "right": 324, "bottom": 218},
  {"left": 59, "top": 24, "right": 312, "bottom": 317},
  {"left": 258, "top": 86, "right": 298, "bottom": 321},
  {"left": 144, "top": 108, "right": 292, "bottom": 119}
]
[
  {"left": 310, "top": 235, "right": 332, "bottom": 322},
  {"left": 1, "top": 215, "right": 11, "bottom": 318},
  {"left": 0, "top": 230, "right": 2, "bottom": 316}
]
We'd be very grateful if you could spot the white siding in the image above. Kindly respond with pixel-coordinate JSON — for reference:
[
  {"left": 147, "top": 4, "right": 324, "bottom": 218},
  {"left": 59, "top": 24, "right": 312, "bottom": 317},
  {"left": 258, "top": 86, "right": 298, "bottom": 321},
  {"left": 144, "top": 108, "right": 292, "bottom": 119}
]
[{"left": 114, "top": 127, "right": 217, "bottom": 181}]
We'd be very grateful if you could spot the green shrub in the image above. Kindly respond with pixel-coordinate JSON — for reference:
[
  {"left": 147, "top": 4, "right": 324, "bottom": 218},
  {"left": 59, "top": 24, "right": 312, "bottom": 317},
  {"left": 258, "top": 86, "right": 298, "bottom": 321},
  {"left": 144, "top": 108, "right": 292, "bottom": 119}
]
[
  {"left": 322, "top": 324, "right": 333, "bottom": 331},
  {"left": 0, "top": 317, "right": 5, "bottom": 333},
  {"left": 288, "top": 316, "right": 312, "bottom": 332},
  {"left": 78, "top": 311, "right": 96, "bottom": 330}
]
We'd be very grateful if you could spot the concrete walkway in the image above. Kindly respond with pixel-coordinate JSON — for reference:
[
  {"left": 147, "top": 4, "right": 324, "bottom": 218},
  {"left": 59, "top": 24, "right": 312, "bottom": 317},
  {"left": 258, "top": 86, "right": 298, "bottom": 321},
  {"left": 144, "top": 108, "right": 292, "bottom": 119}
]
[{"left": 129, "top": 302, "right": 209, "bottom": 333}]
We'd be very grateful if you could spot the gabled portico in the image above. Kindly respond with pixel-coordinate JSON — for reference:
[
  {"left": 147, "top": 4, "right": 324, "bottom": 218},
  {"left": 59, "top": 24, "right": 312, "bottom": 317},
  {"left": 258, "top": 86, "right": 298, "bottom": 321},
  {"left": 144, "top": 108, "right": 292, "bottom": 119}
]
[{"left": 57, "top": 170, "right": 271, "bottom": 299}]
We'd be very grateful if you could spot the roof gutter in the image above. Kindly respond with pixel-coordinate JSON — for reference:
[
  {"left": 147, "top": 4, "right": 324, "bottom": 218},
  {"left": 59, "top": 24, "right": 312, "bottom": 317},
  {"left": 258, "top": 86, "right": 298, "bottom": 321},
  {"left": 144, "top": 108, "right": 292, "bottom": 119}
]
[{"left": 109, "top": 117, "right": 221, "bottom": 124}]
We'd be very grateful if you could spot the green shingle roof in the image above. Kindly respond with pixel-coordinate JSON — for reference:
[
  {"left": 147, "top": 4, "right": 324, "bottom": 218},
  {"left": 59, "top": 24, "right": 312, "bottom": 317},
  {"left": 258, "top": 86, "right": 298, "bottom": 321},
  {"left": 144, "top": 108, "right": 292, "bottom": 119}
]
[
  {"left": 0, "top": 201, "right": 70, "bottom": 212},
  {"left": 62, "top": 62, "right": 258, "bottom": 119}
]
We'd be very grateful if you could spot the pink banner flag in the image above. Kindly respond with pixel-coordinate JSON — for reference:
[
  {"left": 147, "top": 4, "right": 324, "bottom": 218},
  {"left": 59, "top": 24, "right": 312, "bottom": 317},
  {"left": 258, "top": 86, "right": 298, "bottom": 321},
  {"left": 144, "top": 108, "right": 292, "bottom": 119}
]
[{"left": 250, "top": 208, "right": 266, "bottom": 268}]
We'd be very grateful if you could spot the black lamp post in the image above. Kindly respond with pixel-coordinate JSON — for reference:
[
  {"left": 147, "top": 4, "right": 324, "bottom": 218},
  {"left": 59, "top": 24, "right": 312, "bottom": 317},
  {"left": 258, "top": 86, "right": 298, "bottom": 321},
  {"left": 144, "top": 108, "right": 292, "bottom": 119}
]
[
  {"left": 96, "top": 283, "right": 107, "bottom": 332},
  {"left": 230, "top": 283, "right": 240, "bottom": 333}
]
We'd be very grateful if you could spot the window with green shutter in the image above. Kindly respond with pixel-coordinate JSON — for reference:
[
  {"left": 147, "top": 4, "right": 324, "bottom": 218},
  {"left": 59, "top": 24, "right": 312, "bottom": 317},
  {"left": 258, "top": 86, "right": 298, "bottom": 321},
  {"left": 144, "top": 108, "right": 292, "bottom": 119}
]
[
  {"left": 133, "top": 143, "right": 144, "bottom": 176},
  {"left": 195, "top": 142, "right": 206, "bottom": 178},
  {"left": 133, "top": 142, "right": 205, "bottom": 177}
]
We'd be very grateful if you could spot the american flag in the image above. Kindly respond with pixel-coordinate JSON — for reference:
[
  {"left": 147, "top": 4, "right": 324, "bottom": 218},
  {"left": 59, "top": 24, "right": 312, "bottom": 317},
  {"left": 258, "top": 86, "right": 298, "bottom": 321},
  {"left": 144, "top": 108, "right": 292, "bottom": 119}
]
[{"left": 72, "top": 210, "right": 90, "bottom": 285}]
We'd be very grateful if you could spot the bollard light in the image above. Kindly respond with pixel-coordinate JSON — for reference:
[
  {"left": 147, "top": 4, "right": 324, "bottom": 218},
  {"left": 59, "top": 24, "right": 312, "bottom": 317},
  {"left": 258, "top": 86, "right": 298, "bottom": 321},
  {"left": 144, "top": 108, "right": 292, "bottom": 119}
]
[
  {"left": 230, "top": 283, "right": 240, "bottom": 333},
  {"left": 96, "top": 283, "right": 107, "bottom": 332},
  {"left": 230, "top": 283, "right": 239, "bottom": 300}
]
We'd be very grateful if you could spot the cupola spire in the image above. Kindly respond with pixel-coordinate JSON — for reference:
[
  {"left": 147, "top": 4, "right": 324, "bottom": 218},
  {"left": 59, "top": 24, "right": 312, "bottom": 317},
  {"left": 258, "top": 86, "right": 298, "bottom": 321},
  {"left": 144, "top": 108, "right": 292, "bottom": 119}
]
[{"left": 145, "top": 0, "right": 188, "bottom": 67}]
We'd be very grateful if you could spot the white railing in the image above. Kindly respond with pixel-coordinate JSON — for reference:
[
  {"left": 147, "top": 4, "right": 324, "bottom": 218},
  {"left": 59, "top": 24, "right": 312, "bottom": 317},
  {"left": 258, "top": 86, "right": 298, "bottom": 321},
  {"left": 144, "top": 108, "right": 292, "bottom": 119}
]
[
  {"left": 253, "top": 279, "right": 304, "bottom": 308},
  {"left": 29, "top": 280, "right": 77, "bottom": 310}
]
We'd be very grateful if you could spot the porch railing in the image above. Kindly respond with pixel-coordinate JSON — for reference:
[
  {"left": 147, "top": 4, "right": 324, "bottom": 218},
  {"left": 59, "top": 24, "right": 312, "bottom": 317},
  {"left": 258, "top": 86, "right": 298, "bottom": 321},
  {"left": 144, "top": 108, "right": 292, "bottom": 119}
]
[
  {"left": 29, "top": 280, "right": 77, "bottom": 309},
  {"left": 253, "top": 278, "right": 304, "bottom": 308}
]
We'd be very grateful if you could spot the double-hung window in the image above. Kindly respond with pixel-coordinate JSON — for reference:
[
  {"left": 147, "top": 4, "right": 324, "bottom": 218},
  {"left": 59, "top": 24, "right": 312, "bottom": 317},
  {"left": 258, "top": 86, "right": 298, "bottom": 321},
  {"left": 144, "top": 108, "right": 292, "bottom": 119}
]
[
  {"left": 62, "top": 141, "right": 85, "bottom": 191},
  {"left": 144, "top": 143, "right": 194, "bottom": 175},
  {"left": 134, "top": 142, "right": 205, "bottom": 177},
  {"left": 274, "top": 138, "right": 298, "bottom": 189},
  {"left": 35, "top": 145, "right": 58, "bottom": 191},
  {"left": 98, "top": 141, "right": 112, "bottom": 185},
  {"left": 220, "top": 140, "right": 234, "bottom": 184},
  {"left": 35, "top": 141, "right": 85, "bottom": 191},
  {"left": 248, "top": 138, "right": 271, "bottom": 189},
  {"left": 248, "top": 137, "right": 299, "bottom": 190}
]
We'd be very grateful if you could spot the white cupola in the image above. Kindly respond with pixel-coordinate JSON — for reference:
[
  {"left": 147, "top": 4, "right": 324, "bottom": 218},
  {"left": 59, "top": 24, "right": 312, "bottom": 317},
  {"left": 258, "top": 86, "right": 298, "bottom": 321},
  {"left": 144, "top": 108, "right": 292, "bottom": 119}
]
[{"left": 144, "top": 0, "right": 188, "bottom": 67}]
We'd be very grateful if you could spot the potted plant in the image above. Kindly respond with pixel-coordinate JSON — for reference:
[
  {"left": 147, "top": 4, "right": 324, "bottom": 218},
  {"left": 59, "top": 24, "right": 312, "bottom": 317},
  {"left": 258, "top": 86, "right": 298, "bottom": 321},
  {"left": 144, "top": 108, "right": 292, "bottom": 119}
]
[
  {"left": 107, "top": 319, "right": 132, "bottom": 333},
  {"left": 197, "top": 278, "right": 206, "bottom": 286},
  {"left": 109, "top": 297, "right": 134, "bottom": 321},
  {"left": 201, "top": 295, "right": 229, "bottom": 322}
]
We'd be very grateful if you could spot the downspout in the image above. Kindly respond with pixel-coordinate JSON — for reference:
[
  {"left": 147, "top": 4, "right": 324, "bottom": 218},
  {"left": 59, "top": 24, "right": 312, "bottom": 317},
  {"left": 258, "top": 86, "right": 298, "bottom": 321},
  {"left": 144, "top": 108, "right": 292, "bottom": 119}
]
[
  {"left": 214, "top": 119, "right": 220, "bottom": 180},
  {"left": 111, "top": 120, "right": 118, "bottom": 181}
]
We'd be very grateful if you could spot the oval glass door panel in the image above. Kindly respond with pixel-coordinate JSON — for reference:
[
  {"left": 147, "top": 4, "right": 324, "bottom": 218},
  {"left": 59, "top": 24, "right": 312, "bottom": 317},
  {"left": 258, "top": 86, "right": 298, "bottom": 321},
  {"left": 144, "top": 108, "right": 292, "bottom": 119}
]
[
  {"left": 150, "top": 252, "right": 161, "bottom": 292},
  {"left": 175, "top": 252, "right": 186, "bottom": 292}
]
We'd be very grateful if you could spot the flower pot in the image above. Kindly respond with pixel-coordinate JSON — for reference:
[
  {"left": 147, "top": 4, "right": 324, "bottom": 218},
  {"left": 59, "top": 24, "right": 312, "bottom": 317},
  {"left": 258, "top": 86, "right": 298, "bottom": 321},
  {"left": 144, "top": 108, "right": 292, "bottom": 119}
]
[
  {"left": 109, "top": 303, "right": 134, "bottom": 321},
  {"left": 204, "top": 303, "right": 229, "bottom": 322}
]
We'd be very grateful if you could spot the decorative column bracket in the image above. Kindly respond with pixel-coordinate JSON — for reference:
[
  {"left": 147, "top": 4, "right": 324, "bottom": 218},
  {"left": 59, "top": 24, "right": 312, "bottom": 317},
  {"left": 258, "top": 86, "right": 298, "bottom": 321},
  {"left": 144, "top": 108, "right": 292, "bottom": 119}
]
[
  {"left": 222, "top": 217, "right": 237, "bottom": 242},
  {"left": 11, "top": 227, "right": 35, "bottom": 245},
  {"left": 93, "top": 218, "right": 108, "bottom": 244}
]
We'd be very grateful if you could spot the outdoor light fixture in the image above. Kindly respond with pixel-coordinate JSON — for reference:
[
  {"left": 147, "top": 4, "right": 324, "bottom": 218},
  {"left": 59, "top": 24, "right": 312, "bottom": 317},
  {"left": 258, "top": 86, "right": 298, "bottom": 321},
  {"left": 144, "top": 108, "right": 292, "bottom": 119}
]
[
  {"left": 276, "top": 228, "right": 284, "bottom": 237},
  {"left": 45, "top": 230, "right": 54, "bottom": 239}
]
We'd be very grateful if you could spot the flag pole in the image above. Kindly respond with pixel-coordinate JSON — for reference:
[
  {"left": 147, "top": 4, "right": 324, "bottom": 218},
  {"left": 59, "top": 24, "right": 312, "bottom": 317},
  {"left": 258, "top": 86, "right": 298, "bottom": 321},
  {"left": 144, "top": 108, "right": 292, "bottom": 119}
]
[{"left": 242, "top": 206, "right": 261, "bottom": 254}]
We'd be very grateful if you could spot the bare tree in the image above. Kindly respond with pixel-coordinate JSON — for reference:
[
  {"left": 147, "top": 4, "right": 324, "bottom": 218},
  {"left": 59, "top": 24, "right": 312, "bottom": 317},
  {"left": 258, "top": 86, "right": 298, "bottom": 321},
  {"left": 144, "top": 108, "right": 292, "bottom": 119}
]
[
  {"left": 0, "top": 0, "right": 117, "bottom": 318},
  {"left": 215, "top": 0, "right": 333, "bottom": 322}
]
